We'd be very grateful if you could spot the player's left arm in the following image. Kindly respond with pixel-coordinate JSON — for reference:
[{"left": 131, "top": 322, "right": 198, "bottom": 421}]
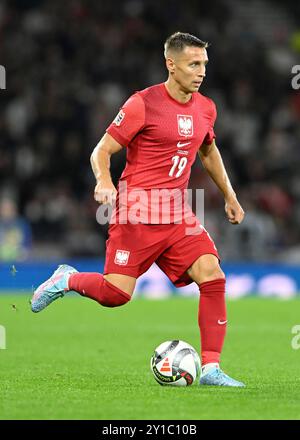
[{"left": 198, "top": 140, "right": 245, "bottom": 224}]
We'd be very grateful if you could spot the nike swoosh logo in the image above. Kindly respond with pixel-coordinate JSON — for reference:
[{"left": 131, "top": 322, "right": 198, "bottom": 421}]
[
  {"left": 177, "top": 141, "right": 191, "bottom": 148},
  {"left": 217, "top": 320, "right": 227, "bottom": 325}
]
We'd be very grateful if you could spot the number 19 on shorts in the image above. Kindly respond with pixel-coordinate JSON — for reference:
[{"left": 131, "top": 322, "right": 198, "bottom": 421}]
[{"left": 169, "top": 155, "right": 188, "bottom": 178}]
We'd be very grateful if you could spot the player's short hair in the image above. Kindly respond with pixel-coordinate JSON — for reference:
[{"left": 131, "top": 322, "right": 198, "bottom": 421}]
[{"left": 164, "top": 32, "right": 208, "bottom": 58}]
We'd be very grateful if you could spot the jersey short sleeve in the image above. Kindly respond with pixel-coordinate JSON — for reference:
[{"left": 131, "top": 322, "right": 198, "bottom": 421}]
[
  {"left": 203, "top": 99, "right": 217, "bottom": 145},
  {"left": 106, "top": 93, "right": 145, "bottom": 147}
]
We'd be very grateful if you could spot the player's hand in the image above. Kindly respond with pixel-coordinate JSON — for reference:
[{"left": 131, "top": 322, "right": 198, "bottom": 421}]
[
  {"left": 224, "top": 196, "right": 245, "bottom": 225},
  {"left": 94, "top": 180, "right": 117, "bottom": 206}
]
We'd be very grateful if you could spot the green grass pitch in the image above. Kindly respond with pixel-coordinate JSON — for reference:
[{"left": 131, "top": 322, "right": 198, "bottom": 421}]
[{"left": 0, "top": 294, "right": 300, "bottom": 420}]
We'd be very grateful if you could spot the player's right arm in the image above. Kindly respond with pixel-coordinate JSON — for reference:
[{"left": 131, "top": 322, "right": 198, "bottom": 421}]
[
  {"left": 91, "top": 93, "right": 145, "bottom": 205},
  {"left": 90, "top": 133, "right": 123, "bottom": 205}
]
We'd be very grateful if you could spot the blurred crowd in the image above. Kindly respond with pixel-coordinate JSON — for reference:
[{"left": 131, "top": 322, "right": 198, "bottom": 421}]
[{"left": 0, "top": 0, "right": 300, "bottom": 262}]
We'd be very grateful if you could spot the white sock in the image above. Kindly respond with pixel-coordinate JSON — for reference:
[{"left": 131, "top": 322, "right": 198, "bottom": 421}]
[{"left": 201, "top": 362, "right": 219, "bottom": 375}]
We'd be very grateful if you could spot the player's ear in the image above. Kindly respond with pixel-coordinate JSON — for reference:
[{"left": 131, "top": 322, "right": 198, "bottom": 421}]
[{"left": 166, "top": 57, "right": 175, "bottom": 74}]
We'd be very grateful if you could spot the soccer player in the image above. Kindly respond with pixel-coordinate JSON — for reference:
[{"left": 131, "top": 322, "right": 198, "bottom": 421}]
[{"left": 31, "top": 32, "right": 245, "bottom": 387}]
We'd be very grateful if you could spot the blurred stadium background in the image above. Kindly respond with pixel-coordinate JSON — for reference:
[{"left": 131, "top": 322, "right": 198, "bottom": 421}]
[{"left": 1, "top": 0, "right": 300, "bottom": 297}]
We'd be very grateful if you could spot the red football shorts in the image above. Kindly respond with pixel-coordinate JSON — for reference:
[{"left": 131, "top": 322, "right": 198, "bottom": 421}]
[{"left": 104, "top": 215, "right": 219, "bottom": 287}]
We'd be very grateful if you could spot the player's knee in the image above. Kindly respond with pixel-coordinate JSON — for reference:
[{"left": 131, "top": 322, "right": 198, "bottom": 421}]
[
  {"left": 103, "top": 274, "right": 135, "bottom": 297},
  {"left": 210, "top": 266, "right": 225, "bottom": 281},
  {"left": 189, "top": 255, "right": 225, "bottom": 284},
  {"left": 200, "top": 267, "right": 225, "bottom": 284},
  {"left": 99, "top": 279, "right": 131, "bottom": 308}
]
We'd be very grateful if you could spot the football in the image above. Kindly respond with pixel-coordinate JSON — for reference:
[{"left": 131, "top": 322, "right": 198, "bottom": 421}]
[{"left": 150, "top": 340, "right": 201, "bottom": 386}]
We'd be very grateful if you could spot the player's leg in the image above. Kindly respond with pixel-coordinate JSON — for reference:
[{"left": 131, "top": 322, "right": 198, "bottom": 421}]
[
  {"left": 156, "top": 221, "right": 245, "bottom": 387},
  {"left": 187, "top": 253, "right": 226, "bottom": 368},
  {"left": 31, "top": 222, "right": 164, "bottom": 313},
  {"left": 186, "top": 253, "right": 225, "bottom": 284},
  {"left": 30, "top": 221, "right": 139, "bottom": 312},
  {"left": 68, "top": 272, "right": 136, "bottom": 306},
  {"left": 31, "top": 223, "right": 138, "bottom": 312},
  {"left": 64, "top": 223, "right": 169, "bottom": 311},
  {"left": 188, "top": 255, "right": 245, "bottom": 387},
  {"left": 31, "top": 264, "right": 135, "bottom": 313}
]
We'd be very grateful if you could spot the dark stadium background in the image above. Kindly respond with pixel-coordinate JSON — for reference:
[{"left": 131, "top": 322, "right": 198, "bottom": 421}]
[
  {"left": 2, "top": 0, "right": 300, "bottom": 423},
  {"left": 1, "top": 0, "right": 300, "bottom": 294}
]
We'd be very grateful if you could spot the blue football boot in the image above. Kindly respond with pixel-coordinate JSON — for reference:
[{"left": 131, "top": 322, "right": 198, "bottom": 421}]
[
  {"left": 31, "top": 264, "right": 78, "bottom": 313},
  {"left": 200, "top": 367, "right": 245, "bottom": 387}
]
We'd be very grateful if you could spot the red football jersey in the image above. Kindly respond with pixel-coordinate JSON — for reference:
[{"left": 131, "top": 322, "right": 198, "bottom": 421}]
[{"left": 106, "top": 82, "right": 217, "bottom": 224}]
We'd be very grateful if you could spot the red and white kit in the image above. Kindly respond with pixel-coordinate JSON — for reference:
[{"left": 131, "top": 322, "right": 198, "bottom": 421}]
[{"left": 105, "top": 83, "right": 219, "bottom": 286}]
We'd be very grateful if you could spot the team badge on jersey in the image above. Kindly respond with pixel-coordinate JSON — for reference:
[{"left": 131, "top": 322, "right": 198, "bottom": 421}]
[
  {"left": 113, "top": 110, "right": 125, "bottom": 126},
  {"left": 177, "top": 115, "right": 193, "bottom": 137},
  {"left": 114, "top": 249, "right": 130, "bottom": 265}
]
